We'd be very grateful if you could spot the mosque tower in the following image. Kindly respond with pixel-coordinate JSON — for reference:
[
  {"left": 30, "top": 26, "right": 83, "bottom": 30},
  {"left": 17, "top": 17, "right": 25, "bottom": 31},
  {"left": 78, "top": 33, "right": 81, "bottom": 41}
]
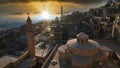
[
  {"left": 26, "top": 13, "right": 35, "bottom": 56},
  {"left": 61, "top": 5, "right": 63, "bottom": 18}
]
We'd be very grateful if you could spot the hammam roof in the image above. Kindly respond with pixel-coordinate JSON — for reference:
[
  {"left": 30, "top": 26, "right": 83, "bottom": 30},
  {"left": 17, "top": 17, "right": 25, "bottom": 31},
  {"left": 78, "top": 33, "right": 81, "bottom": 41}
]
[{"left": 67, "top": 39, "right": 100, "bottom": 50}]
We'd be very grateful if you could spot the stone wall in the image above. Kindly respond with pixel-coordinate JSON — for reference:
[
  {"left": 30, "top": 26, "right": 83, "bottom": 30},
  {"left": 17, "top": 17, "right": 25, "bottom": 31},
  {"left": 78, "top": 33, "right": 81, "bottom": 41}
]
[
  {"left": 67, "top": 46, "right": 99, "bottom": 56},
  {"left": 72, "top": 61, "right": 93, "bottom": 68}
]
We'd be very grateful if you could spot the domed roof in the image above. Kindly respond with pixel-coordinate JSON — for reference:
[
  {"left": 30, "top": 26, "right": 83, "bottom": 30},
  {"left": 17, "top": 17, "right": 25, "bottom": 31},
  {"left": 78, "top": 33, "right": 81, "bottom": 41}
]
[
  {"left": 67, "top": 39, "right": 100, "bottom": 50},
  {"left": 77, "top": 32, "right": 89, "bottom": 39}
]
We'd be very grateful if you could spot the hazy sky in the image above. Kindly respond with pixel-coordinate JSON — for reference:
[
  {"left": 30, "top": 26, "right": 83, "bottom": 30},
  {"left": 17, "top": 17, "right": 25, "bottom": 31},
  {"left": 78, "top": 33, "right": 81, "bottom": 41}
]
[
  {"left": 0, "top": 0, "right": 108, "bottom": 15},
  {"left": 0, "top": 0, "right": 120, "bottom": 4},
  {"left": 0, "top": 0, "right": 107, "bottom": 4},
  {"left": 0, "top": 0, "right": 112, "bottom": 29}
]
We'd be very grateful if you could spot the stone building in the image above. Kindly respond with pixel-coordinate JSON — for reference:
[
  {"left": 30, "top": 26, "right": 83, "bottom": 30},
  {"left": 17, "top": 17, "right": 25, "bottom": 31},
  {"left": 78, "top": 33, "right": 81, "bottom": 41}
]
[
  {"left": 51, "top": 25, "right": 63, "bottom": 42},
  {"left": 103, "top": 0, "right": 120, "bottom": 17},
  {"left": 58, "top": 32, "right": 110, "bottom": 68},
  {"left": 112, "top": 15, "right": 120, "bottom": 44}
]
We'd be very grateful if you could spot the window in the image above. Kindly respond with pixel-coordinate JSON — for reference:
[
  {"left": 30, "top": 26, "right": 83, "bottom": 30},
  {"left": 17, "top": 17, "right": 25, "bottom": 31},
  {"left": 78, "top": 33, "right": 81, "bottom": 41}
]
[{"left": 81, "top": 39, "right": 84, "bottom": 43}]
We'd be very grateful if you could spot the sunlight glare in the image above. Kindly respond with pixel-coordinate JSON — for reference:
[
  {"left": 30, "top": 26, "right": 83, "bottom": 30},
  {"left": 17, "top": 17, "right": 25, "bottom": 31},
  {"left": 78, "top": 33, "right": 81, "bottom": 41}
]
[{"left": 41, "top": 11, "right": 50, "bottom": 20}]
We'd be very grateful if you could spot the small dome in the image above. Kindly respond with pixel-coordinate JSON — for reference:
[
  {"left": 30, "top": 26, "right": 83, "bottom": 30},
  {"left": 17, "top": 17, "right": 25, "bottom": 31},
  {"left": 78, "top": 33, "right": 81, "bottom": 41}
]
[{"left": 77, "top": 32, "right": 89, "bottom": 39}]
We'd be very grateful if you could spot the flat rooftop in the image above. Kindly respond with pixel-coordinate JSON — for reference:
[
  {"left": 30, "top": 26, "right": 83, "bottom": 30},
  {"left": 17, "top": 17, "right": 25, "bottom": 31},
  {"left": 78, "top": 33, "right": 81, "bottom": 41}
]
[
  {"left": 17, "top": 57, "right": 33, "bottom": 68},
  {"left": 35, "top": 42, "right": 54, "bottom": 57},
  {"left": 0, "top": 55, "right": 18, "bottom": 68}
]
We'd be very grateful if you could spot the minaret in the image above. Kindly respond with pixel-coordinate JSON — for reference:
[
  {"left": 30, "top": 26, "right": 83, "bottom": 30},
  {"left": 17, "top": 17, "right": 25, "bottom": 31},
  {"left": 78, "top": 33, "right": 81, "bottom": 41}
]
[
  {"left": 61, "top": 5, "right": 63, "bottom": 18},
  {"left": 26, "top": 13, "right": 35, "bottom": 56}
]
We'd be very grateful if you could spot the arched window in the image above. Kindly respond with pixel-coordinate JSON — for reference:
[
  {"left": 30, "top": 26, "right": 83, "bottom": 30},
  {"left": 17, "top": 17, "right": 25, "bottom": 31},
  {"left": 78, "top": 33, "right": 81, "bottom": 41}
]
[{"left": 81, "top": 39, "right": 84, "bottom": 43}]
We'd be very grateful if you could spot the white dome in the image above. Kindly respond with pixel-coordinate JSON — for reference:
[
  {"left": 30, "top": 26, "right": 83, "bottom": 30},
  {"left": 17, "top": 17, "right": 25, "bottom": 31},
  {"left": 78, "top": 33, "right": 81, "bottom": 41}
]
[{"left": 77, "top": 32, "right": 89, "bottom": 39}]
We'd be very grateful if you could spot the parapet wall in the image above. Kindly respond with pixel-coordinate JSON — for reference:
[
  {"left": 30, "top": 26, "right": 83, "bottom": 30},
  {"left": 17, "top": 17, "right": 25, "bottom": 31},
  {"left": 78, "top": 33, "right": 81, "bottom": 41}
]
[{"left": 13, "top": 51, "right": 29, "bottom": 67}]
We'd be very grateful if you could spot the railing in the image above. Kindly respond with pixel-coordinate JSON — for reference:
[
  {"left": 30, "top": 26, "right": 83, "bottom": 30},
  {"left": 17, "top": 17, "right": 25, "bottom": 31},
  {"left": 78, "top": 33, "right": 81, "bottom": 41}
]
[{"left": 41, "top": 44, "right": 59, "bottom": 68}]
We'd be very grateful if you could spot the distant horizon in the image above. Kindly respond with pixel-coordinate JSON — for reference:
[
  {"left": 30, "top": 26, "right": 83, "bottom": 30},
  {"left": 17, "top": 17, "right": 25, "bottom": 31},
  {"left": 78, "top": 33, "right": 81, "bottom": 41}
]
[{"left": 0, "top": 1, "right": 107, "bottom": 29}]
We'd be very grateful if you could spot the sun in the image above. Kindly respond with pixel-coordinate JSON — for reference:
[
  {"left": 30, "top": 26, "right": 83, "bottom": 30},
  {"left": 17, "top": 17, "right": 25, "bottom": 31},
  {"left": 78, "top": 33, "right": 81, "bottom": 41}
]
[{"left": 41, "top": 11, "right": 50, "bottom": 20}]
